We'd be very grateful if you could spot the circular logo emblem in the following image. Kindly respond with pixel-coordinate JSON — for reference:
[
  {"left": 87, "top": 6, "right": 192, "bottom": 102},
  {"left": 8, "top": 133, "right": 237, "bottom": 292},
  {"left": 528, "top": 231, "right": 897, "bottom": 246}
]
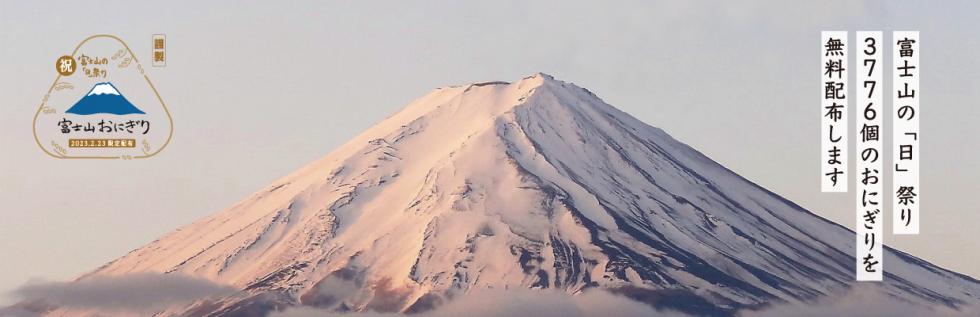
[{"left": 56, "top": 55, "right": 76, "bottom": 76}]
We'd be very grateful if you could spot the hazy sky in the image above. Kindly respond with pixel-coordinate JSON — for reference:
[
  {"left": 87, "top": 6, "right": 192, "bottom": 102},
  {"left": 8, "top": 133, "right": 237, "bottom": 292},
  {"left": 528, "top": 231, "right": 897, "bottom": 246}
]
[{"left": 1, "top": 0, "right": 977, "bottom": 305}]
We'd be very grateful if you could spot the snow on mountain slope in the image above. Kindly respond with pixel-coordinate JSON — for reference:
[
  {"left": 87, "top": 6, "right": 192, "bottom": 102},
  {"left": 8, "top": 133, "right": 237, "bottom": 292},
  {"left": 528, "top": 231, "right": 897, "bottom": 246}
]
[
  {"left": 52, "top": 73, "right": 979, "bottom": 316},
  {"left": 86, "top": 82, "right": 122, "bottom": 96}
]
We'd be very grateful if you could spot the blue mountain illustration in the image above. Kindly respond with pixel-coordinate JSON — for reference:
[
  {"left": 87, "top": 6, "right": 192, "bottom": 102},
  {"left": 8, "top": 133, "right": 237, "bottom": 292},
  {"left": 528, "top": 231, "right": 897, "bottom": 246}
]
[{"left": 65, "top": 82, "right": 145, "bottom": 115}]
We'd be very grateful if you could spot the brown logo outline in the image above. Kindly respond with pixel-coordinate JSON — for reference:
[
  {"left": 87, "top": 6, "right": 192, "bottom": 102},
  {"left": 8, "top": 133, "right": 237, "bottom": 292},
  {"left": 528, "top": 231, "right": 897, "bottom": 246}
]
[{"left": 33, "top": 34, "right": 173, "bottom": 159}]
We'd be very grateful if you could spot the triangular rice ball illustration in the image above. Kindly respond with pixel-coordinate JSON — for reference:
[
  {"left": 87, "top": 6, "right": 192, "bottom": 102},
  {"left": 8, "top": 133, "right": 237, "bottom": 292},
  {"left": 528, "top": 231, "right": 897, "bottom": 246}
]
[
  {"left": 32, "top": 34, "right": 173, "bottom": 159},
  {"left": 65, "top": 82, "right": 145, "bottom": 115}
]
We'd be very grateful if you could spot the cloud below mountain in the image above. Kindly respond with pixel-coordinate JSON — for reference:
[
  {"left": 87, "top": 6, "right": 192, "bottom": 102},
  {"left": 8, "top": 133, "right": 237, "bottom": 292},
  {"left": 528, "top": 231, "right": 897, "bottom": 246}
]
[
  {"left": 5, "top": 275, "right": 977, "bottom": 317},
  {"left": 742, "top": 285, "right": 979, "bottom": 317},
  {"left": 271, "top": 286, "right": 979, "bottom": 317},
  {"left": 271, "top": 289, "right": 687, "bottom": 317},
  {"left": 9, "top": 273, "right": 235, "bottom": 312}
]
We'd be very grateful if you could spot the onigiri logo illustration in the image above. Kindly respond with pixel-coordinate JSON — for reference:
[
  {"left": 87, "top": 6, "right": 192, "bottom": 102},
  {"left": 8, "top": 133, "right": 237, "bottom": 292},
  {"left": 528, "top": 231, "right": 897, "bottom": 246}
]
[{"left": 33, "top": 34, "right": 172, "bottom": 159}]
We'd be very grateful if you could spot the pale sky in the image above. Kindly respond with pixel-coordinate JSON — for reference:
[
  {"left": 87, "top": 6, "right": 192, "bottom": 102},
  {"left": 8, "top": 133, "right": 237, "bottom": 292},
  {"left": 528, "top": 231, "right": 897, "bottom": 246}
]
[{"left": 1, "top": 0, "right": 978, "bottom": 305}]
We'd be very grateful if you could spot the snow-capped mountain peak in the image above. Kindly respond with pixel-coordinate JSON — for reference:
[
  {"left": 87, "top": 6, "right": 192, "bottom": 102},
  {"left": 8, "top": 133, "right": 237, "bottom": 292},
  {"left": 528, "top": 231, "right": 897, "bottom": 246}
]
[
  {"left": 51, "top": 73, "right": 979, "bottom": 316},
  {"left": 65, "top": 82, "right": 144, "bottom": 115},
  {"left": 86, "top": 82, "right": 121, "bottom": 96}
]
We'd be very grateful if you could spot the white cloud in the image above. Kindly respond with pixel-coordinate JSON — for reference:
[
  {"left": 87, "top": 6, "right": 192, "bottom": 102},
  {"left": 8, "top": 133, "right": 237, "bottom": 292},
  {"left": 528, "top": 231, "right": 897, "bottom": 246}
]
[
  {"left": 741, "top": 286, "right": 978, "bottom": 317},
  {"left": 5, "top": 278, "right": 977, "bottom": 317},
  {"left": 271, "top": 289, "right": 689, "bottom": 317},
  {"left": 8, "top": 273, "right": 235, "bottom": 312},
  {"left": 272, "top": 286, "right": 979, "bottom": 317}
]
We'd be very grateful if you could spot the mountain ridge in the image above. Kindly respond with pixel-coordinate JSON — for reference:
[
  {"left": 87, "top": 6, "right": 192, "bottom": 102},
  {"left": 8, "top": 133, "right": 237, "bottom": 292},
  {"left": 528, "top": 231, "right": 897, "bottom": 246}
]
[
  {"left": 64, "top": 82, "right": 145, "bottom": 115},
  {"left": 43, "top": 73, "right": 980, "bottom": 316}
]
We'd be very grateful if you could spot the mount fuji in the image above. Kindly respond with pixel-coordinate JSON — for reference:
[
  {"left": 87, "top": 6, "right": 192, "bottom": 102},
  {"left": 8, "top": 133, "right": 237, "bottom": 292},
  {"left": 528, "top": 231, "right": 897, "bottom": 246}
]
[
  {"left": 65, "top": 82, "right": 144, "bottom": 115},
  {"left": 35, "top": 74, "right": 980, "bottom": 316}
]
